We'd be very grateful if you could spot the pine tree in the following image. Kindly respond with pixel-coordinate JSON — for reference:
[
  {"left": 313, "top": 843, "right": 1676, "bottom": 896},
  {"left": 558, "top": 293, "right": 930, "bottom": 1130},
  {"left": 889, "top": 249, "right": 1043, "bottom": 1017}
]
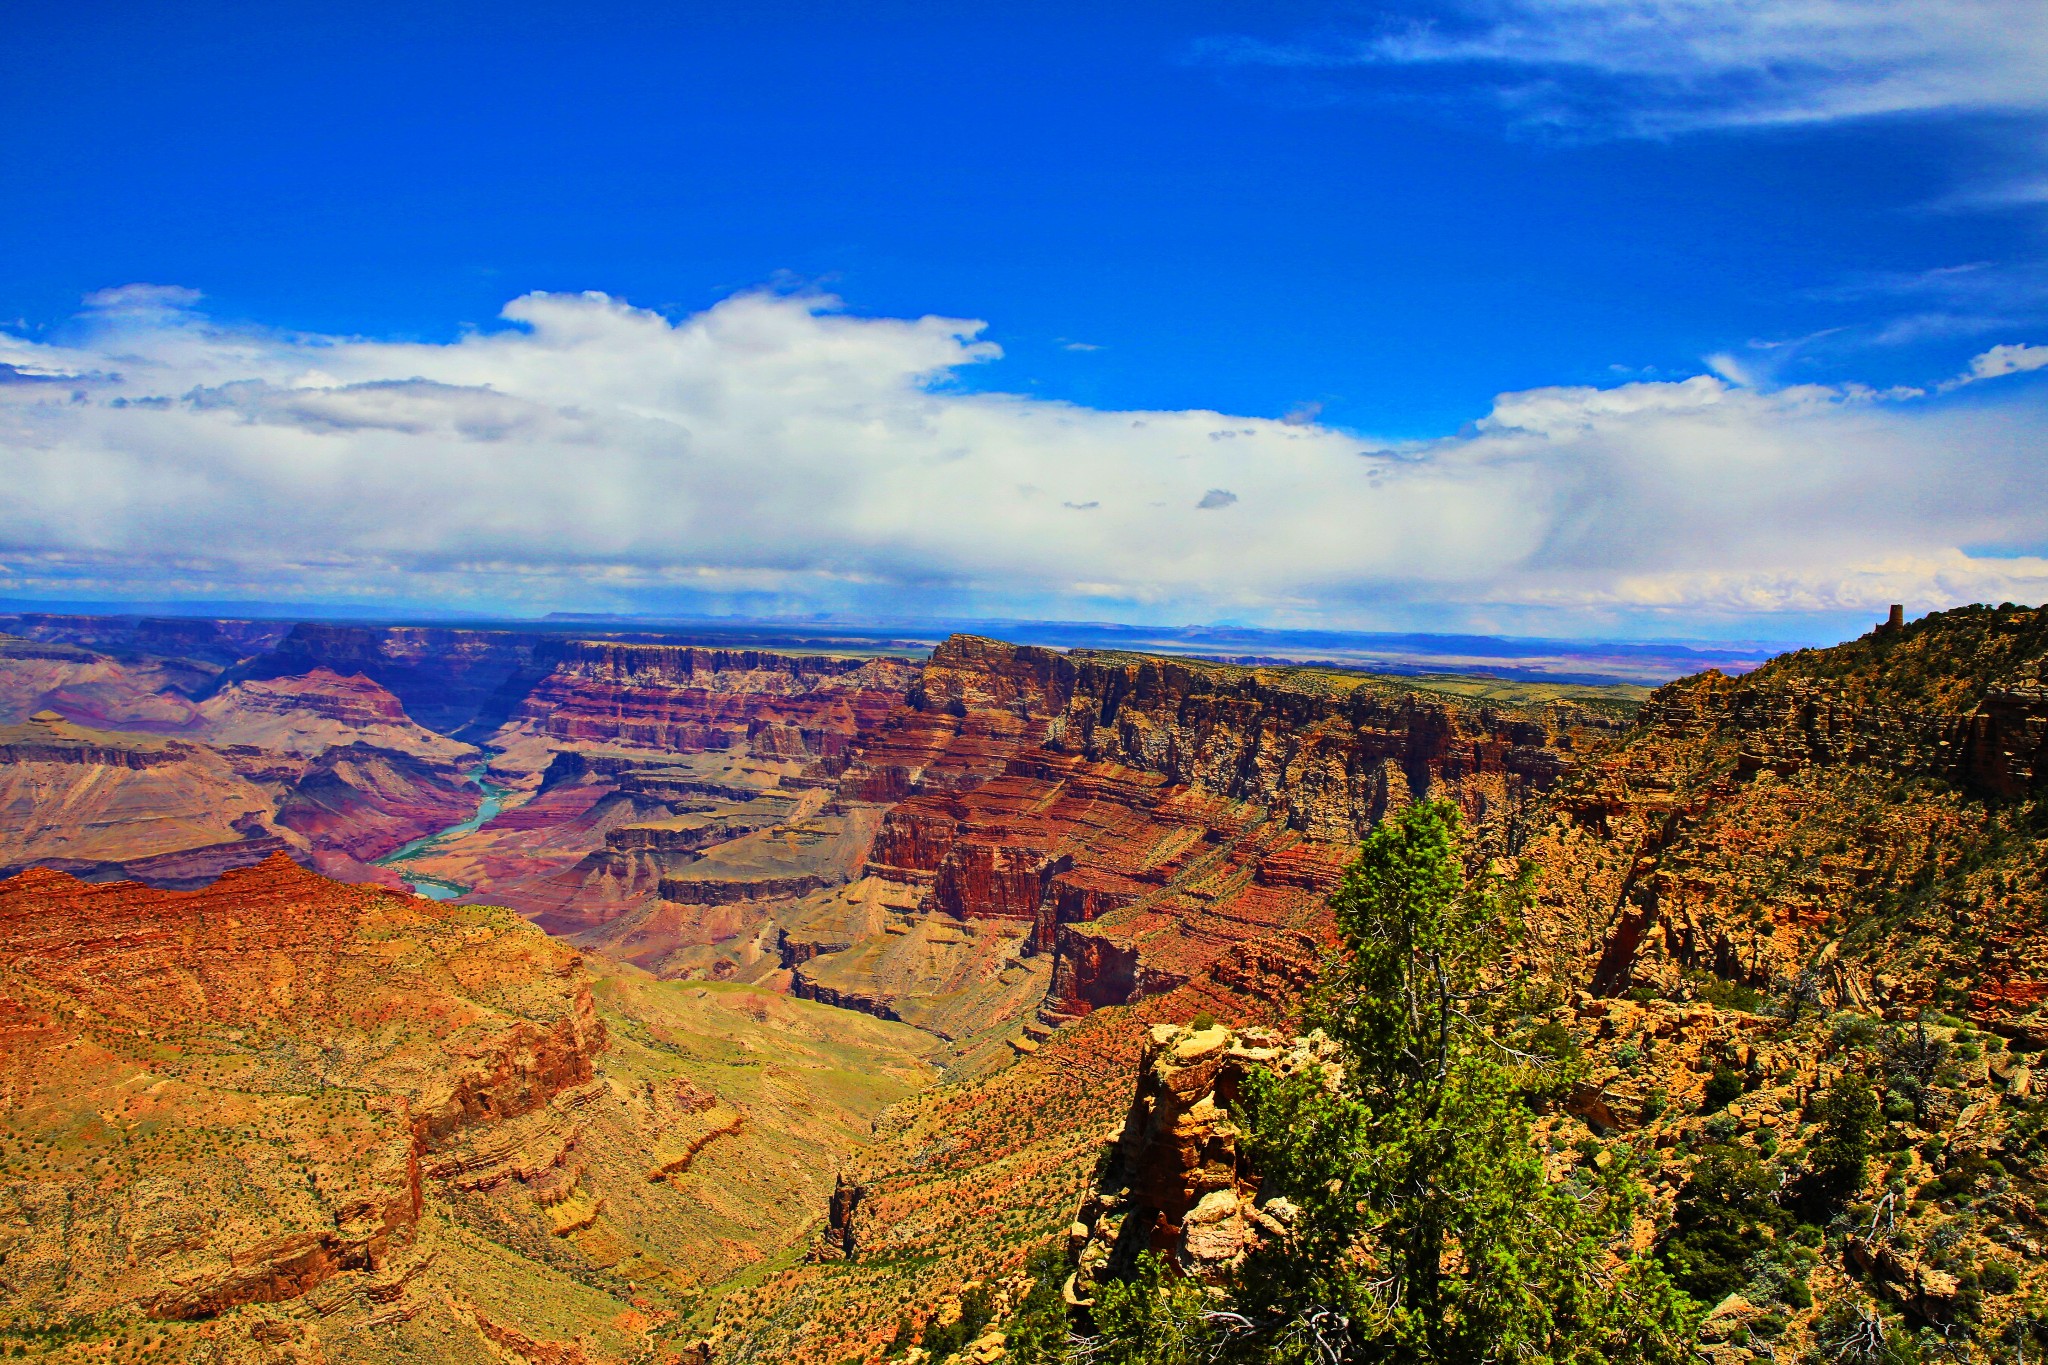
[{"left": 1087, "top": 801, "right": 1699, "bottom": 1364}]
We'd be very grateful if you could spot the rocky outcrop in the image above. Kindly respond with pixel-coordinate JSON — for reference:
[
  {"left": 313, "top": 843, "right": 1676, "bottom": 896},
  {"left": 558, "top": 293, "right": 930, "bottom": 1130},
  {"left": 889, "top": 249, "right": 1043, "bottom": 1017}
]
[
  {"left": 658, "top": 871, "right": 831, "bottom": 905},
  {"left": 0, "top": 856, "right": 604, "bottom": 1326},
  {"left": 823, "top": 1172, "right": 864, "bottom": 1259},
  {"left": 0, "top": 709, "right": 190, "bottom": 767},
  {"left": 1069, "top": 1023, "right": 1339, "bottom": 1299},
  {"left": 789, "top": 971, "right": 905, "bottom": 1021},
  {"left": 1955, "top": 686, "right": 2047, "bottom": 800}
]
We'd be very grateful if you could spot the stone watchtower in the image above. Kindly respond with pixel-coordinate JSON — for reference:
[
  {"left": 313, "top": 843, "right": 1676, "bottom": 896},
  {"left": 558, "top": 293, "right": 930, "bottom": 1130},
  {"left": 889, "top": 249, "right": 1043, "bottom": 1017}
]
[{"left": 1876, "top": 604, "right": 1905, "bottom": 636}]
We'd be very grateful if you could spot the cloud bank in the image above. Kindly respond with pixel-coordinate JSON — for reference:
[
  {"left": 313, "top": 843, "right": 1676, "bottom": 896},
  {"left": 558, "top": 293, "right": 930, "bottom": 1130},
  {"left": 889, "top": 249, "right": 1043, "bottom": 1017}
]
[{"left": 1, "top": 286, "right": 2045, "bottom": 635}]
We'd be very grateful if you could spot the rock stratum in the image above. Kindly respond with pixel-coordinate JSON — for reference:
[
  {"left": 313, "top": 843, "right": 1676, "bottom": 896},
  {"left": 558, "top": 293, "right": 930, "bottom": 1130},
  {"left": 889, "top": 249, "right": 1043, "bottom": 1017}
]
[
  {"left": 0, "top": 855, "right": 599, "bottom": 1330},
  {"left": 14, "top": 606, "right": 2048, "bottom": 1363},
  {"left": 694, "top": 606, "right": 2048, "bottom": 1365},
  {"left": 0, "top": 855, "right": 937, "bottom": 1363}
]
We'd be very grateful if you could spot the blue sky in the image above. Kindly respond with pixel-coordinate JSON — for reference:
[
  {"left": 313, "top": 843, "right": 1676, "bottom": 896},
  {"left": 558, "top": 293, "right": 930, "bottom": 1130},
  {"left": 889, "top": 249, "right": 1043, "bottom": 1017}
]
[{"left": 3, "top": 1, "right": 2046, "bottom": 641}]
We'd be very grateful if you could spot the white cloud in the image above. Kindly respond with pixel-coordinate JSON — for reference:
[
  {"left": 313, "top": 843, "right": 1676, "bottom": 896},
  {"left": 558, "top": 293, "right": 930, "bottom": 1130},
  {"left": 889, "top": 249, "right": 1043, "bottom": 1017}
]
[
  {"left": 0, "top": 286, "right": 2045, "bottom": 632},
  {"left": 80, "top": 284, "right": 205, "bottom": 315},
  {"left": 1954, "top": 341, "right": 2048, "bottom": 383},
  {"left": 1202, "top": 0, "right": 2048, "bottom": 134}
]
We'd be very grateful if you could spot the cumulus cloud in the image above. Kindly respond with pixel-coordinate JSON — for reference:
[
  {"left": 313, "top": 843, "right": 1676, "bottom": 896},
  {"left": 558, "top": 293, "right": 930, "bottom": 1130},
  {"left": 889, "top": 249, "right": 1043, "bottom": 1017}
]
[
  {"left": 0, "top": 285, "right": 2045, "bottom": 631},
  {"left": 1953, "top": 341, "right": 2048, "bottom": 384}
]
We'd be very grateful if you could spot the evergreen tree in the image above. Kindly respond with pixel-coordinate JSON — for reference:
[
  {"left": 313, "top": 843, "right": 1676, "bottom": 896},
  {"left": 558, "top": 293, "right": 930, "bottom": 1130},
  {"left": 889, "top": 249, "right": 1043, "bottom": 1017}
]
[{"left": 1087, "top": 801, "right": 1700, "bottom": 1364}]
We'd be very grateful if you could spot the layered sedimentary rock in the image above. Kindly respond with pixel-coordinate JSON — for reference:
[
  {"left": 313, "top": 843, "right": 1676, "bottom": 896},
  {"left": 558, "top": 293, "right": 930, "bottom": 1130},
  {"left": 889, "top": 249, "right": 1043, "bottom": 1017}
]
[
  {"left": 1521, "top": 604, "right": 2048, "bottom": 1036},
  {"left": 217, "top": 622, "right": 556, "bottom": 734},
  {"left": 272, "top": 741, "right": 482, "bottom": 863},
  {"left": 0, "top": 856, "right": 939, "bottom": 1362},
  {"left": 504, "top": 640, "right": 916, "bottom": 758},
  {"left": 0, "top": 856, "right": 602, "bottom": 1328},
  {"left": 0, "top": 634, "right": 216, "bottom": 731},
  {"left": 369, "top": 645, "right": 921, "bottom": 977},
  {"left": 0, "top": 679, "right": 481, "bottom": 890},
  {"left": 0, "top": 712, "right": 287, "bottom": 885},
  {"left": 821, "top": 636, "right": 1610, "bottom": 1031},
  {"left": 0, "top": 612, "right": 289, "bottom": 665},
  {"left": 916, "top": 635, "right": 1618, "bottom": 843},
  {"left": 192, "top": 667, "right": 476, "bottom": 761}
]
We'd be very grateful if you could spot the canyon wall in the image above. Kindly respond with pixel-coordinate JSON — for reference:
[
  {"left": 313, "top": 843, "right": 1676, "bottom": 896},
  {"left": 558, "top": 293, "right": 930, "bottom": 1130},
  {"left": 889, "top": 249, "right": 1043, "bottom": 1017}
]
[
  {"left": 217, "top": 622, "right": 556, "bottom": 733},
  {"left": 0, "top": 612, "right": 290, "bottom": 665},
  {"left": 915, "top": 635, "right": 1618, "bottom": 842},
  {"left": 505, "top": 639, "right": 916, "bottom": 758},
  {"left": 822, "top": 636, "right": 1616, "bottom": 1027},
  {"left": 0, "top": 856, "right": 604, "bottom": 1326}
]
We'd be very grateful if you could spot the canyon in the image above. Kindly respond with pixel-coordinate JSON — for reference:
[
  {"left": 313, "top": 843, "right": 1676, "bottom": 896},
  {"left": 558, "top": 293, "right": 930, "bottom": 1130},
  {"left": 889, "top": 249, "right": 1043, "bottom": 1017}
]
[{"left": 2, "top": 605, "right": 2045, "bottom": 1361}]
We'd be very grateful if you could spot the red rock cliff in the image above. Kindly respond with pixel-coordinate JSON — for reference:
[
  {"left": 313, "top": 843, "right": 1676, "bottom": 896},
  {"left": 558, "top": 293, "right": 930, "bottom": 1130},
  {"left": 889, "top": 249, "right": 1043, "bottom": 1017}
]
[{"left": 0, "top": 856, "right": 604, "bottom": 1323}]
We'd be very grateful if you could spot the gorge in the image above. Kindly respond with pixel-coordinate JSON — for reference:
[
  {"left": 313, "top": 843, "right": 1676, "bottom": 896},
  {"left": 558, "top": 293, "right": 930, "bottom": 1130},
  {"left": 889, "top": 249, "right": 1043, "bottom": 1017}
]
[{"left": 2, "top": 606, "right": 2046, "bottom": 1363}]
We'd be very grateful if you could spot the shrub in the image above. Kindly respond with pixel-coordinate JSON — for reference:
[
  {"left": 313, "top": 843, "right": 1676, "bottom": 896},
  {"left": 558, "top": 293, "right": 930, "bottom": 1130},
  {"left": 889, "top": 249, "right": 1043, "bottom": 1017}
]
[
  {"left": 1831, "top": 1012, "right": 1883, "bottom": 1050},
  {"left": 1659, "top": 1143, "right": 1791, "bottom": 1303},
  {"left": 1003, "top": 1242, "right": 1077, "bottom": 1364},
  {"left": 1696, "top": 974, "right": 1766, "bottom": 1012},
  {"left": 1703, "top": 1066, "right": 1746, "bottom": 1113},
  {"left": 920, "top": 1283, "right": 996, "bottom": 1358}
]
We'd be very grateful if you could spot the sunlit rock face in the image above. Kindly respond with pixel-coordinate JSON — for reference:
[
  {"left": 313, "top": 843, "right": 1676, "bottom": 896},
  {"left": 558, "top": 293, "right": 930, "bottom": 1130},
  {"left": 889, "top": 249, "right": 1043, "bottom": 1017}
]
[{"left": 0, "top": 855, "right": 603, "bottom": 1325}]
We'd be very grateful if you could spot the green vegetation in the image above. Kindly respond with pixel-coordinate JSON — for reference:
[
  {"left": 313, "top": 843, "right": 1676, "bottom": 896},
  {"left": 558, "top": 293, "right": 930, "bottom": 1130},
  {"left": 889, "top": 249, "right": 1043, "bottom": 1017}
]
[
  {"left": 918, "top": 1282, "right": 995, "bottom": 1359},
  {"left": 1072, "top": 801, "right": 1699, "bottom": 1364},
  {"left": 1659, "top": 1143, "right": 1790, "bottom": 1302},
  {"left": 1805, "top": 1072, "right": 1881, "bottom": 1203},
  {"left": 1700, "top": 1065, "right": 1746, "bottom": 1113}
]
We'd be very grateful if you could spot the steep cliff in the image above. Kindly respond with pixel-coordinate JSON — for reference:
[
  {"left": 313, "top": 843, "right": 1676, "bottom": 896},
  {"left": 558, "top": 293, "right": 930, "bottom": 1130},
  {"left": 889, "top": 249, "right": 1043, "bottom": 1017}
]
[
  {"left": 217, "top": 622, "right": 555, "bottom": 733},
  {"left": 0, "top": 612, "right": 289, "bottom": 665},
  {"left": 501, "top": 640, "right": 916, "bottom": 758},
  {"left": 191, "top": 667, "right": 478, "bottom": 761},
  {"left": 1521, "top": 603, "right": 2048, "bottom": 1033},
  {"left": 822, "top": 636, "right": 1610, "bottom": 1032},
  {"left": 917, "top": 634, "right": 1622, "bottom": 843},
  {"left": 0, "top": 712, "right": 287, "bottom": 885}
]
